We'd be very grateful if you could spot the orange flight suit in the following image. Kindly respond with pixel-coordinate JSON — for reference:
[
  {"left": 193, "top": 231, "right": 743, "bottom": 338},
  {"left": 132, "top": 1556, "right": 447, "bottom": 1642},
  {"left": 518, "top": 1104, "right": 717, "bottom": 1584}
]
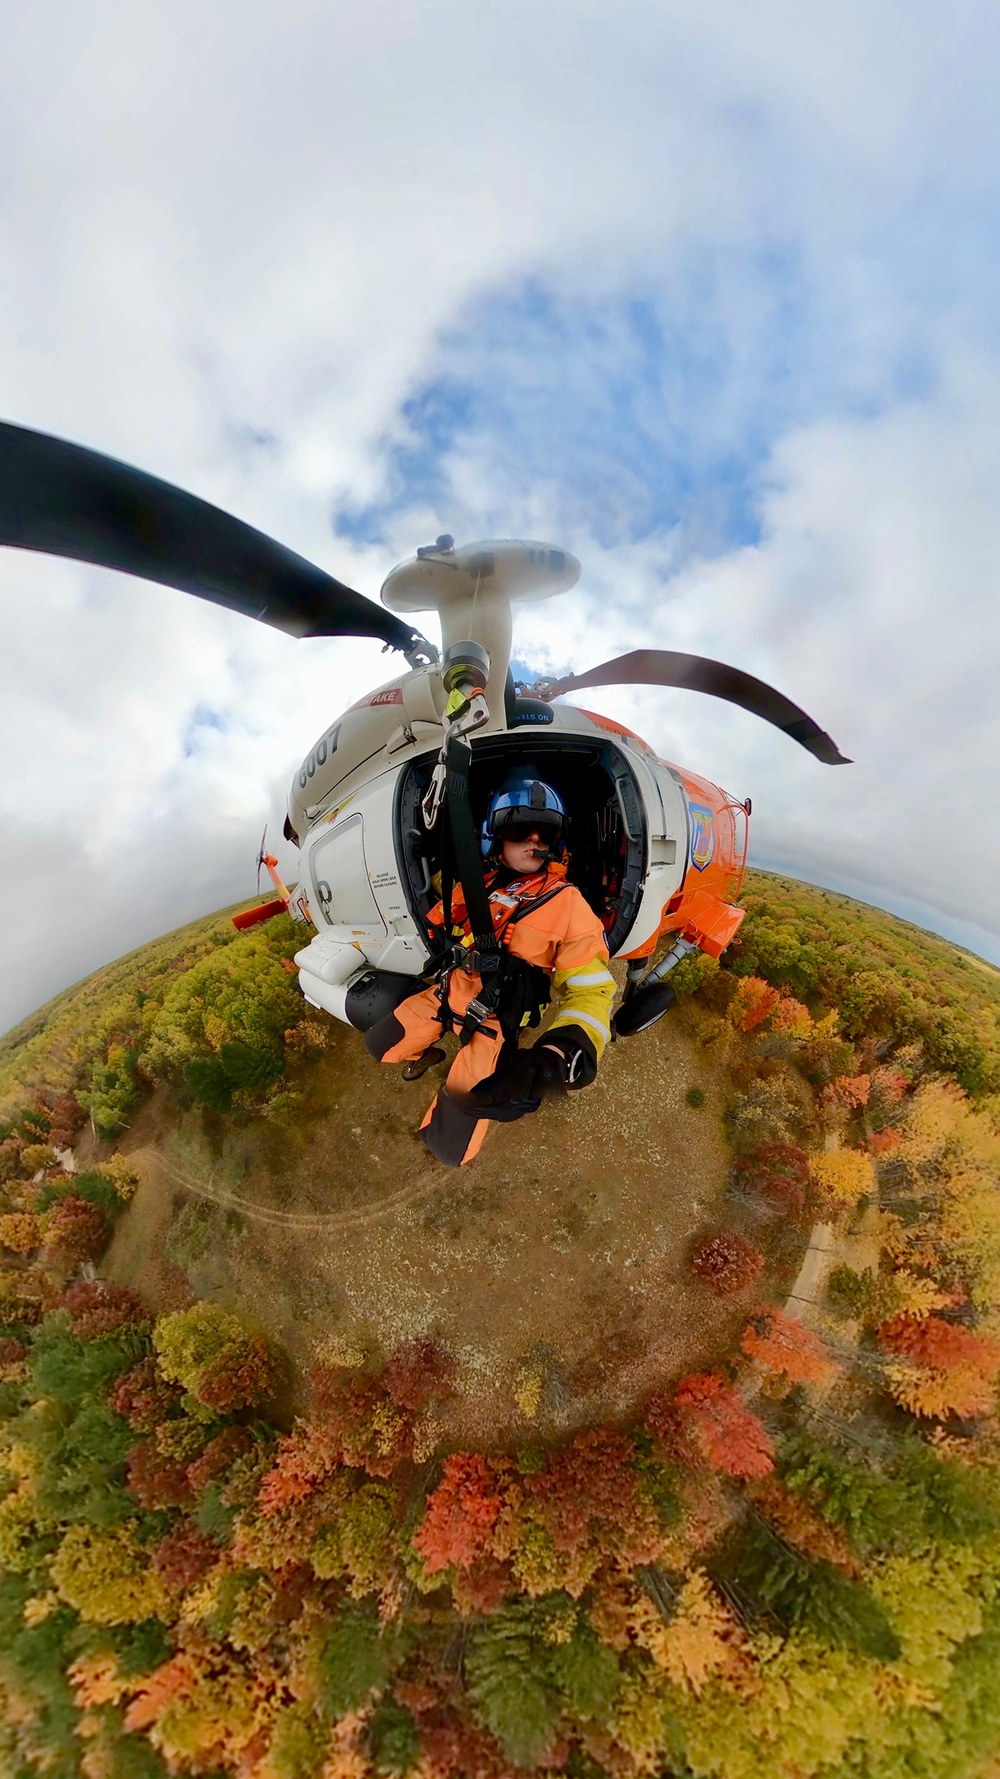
[{"left": 365, "top": 860, "right": 614, "bottom": 1166}]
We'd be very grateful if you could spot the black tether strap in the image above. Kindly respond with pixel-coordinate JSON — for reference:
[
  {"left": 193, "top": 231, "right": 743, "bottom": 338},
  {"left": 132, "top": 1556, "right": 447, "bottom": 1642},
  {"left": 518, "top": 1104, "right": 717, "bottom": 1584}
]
[
  {"left": 443, "top": 731, "right": 503, "bottom": 1026},
  {"left": 445, "top": 733, "right": 501, "bottom": 956}
]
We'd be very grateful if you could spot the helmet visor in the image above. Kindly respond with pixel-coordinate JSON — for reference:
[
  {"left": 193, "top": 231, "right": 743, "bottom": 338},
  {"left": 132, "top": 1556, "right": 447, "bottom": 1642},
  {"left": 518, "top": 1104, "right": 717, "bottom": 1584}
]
[{"left": 493, "top": 808, "right": 564, "bottom": 840}]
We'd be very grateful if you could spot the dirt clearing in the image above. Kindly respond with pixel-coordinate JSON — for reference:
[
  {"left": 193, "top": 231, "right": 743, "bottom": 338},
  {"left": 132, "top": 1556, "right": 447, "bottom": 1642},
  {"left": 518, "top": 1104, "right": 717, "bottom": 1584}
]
[{"left": 105, "top": 997, "right": 793, "bottom": 1443}]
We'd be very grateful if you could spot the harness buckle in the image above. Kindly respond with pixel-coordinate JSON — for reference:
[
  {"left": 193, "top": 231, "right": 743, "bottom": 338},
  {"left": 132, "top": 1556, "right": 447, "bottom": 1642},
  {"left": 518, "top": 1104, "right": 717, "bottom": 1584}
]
[
  {"left": 460, "top": 996, "right": 500, "bottom": 1043},
  {"left": 449, "top": 942, "right": 479, "bottom": 973}
]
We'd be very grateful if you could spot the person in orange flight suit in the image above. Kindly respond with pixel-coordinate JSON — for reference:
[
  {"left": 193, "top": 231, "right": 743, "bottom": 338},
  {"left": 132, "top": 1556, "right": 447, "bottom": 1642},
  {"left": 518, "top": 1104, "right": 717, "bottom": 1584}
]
[{"left": 364, "top": 777, "right": 616, "bottom": 1167}]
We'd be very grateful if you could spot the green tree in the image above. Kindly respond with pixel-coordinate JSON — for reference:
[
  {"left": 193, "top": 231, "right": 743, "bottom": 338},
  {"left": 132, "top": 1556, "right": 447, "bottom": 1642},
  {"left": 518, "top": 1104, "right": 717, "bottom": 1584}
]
[
  {"left": 465, "top": 1601, "right": 562, "bottom": 1766},
  {"left": 79, "top": 1043, "right": 145, "bottom": 1138},
  {"left": 28, "top": 1316, "right": 147, "bottom": 1405},
  {"left": 368, "top": 1696, "right": 420, "bottom": 1775},
  {"left": 549, "top": 1618, "right": 620, "bottom": 1727},
  {"left": 265, "top": 1702, "right": 329, "bottom": 1779},
  {"left": 723, "top": 1521, "right": 901, "bottom": 1660},
  {"left": 139, "top": 922, "right": 304, "bottom": 1111},
  {"left": 316, "top": 1604, "right": 397, "bottom": 1720},
  {"left": 780, "top": 1433, "right": 916, "bottom": 1557}
]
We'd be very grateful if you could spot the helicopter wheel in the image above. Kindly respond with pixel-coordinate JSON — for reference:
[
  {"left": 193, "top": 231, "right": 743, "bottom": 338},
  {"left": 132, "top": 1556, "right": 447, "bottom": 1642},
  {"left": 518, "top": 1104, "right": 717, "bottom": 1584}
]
[{"left": 612, "top": 980, "right": 677, "bottom": 1038}]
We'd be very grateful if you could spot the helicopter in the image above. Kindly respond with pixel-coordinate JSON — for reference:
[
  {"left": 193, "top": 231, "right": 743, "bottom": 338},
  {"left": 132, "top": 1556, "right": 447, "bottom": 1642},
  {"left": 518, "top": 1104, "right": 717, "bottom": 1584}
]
[{"left": 0, "top": 421, "right": 849, "bottom": 1042}]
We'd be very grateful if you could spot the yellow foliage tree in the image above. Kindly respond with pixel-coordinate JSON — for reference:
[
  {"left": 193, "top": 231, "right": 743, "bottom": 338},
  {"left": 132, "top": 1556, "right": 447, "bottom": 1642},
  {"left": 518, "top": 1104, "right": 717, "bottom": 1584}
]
[
  {"left": 509, "top": 1517, "right": 602, "bottom": 1599},
  {"left": 514, "top": 1363, "right": 544, "bottom": 1421},
  {"left": 67, "top": 1653, "right": 130, "bottom": 1709},
  {"left": 676, "top": 1637, "right": 885, "bottom": 1779},
  {"left": 0, "top": 1212, "right": 41, "bottom": 1255},
  {"left": 0, "top": 1485, "right": 58, "bottom": 1573},
  {"left": 153, "top": 1299, "right": 245, "bottom": 1385},
  {"left": 310, "top": 1481, "right": 397, "bottom": 1597},
  {"left": 141, "top": 1653, "right": 282, "bottom": 1771},
  {"left": 810, "top": 1148, "right": 876, "bottom": 1209},
  {"left": 96, "top": 1153, "right": 141, "bottom": 1202},
  {"left": 883, "top": 1359, "right": 999, "bottom": 1419},
  {"left": 50, "top": 1523, "right": 172, "bottom": 1624},
  {"left": 20, "top": 1144, "right": 55, "bottom": 1175},
  {"left": 860, "top": 1268, "right": 954, "bottom": 1330},
  {"left": 939, "top": 1182, "right": 1000, "bottom": 1310},
  {"left": 897, "top": 1077, "right": 969, "bottom": 1167},
  {"left": 869, "top": 1545, "right": 984, "bottom": 1693},
  {"left": 632, "top": 1571, "right": 743, "bottom": 1695},
  {"left": 608, "top": 1663, "right": 673, "bottom": 1773}
]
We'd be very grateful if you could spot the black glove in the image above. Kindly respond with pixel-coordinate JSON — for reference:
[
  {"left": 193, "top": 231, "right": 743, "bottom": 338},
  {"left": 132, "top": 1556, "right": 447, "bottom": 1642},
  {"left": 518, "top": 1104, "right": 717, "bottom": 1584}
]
[
  {"left": 463, "top": 1046, "right": 563, "bottom": 1123},
  {"left": 464, "top": 1030, "right": 597, "bottom": 1123},
  {"left": 532, "top": 1026, "right": 598, "bottom": 1091}
]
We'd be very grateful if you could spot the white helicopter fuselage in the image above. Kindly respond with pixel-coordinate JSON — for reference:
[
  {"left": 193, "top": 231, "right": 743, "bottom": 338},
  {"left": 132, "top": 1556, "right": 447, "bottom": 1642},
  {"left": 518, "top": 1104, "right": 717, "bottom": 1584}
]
[{"left": 287, "top": 663, "right": 747, "bottom": 1028}]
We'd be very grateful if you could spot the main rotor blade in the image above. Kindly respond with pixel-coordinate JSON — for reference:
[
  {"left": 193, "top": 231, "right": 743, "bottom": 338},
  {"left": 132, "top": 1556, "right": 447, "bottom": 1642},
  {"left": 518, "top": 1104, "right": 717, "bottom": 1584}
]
[
  {"left": 545, "top": 648, "right": 851, "bottom": 764},
  {"left": 0, "top": 421, "right": 427, "bottom": 653}
]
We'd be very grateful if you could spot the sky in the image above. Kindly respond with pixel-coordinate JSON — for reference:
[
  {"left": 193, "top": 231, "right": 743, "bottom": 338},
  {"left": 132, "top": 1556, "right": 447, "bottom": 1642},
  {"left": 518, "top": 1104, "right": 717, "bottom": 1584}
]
[{"left": 2, "top": 0, "right": 1000, "bottom": 1035}]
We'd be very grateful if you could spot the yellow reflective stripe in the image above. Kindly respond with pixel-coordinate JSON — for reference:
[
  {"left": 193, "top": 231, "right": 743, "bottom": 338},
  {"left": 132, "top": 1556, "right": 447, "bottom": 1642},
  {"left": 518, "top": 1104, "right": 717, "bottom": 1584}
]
[
  {"left": 549, "top": 953, "right": 616, "bottom": 1058},
  {"left": 551, "top": 956, "right": 616, "bottom": 991},
  {"left": 550, "top": 1008, "right": 611, "bottom": 1044}
]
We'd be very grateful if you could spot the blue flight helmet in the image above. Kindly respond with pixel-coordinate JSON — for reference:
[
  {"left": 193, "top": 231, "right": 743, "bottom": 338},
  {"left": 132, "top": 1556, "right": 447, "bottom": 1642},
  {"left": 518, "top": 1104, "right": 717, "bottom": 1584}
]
[{"left": 481, "top": 774, "right": 568, "bottom": 860}]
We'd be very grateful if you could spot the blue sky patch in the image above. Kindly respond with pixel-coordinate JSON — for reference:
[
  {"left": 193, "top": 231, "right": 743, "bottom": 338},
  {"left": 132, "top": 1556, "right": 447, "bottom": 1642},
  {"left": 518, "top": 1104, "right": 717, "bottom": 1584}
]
[{"left": 334, "top": 237, "right": 933, "bottom": 567}]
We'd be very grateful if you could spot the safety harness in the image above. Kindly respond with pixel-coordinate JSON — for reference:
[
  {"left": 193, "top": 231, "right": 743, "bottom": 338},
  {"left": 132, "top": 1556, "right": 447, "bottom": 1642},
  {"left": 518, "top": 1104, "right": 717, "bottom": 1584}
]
[{"left": 433, "top": 727, "right": 567, "bottom": 1044}]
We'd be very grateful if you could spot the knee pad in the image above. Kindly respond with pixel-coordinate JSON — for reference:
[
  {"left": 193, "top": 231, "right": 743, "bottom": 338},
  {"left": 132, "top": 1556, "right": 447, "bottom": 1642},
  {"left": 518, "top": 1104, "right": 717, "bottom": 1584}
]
[{"left": 364, "top": 1011, "right": 406, "bottom": 1062}]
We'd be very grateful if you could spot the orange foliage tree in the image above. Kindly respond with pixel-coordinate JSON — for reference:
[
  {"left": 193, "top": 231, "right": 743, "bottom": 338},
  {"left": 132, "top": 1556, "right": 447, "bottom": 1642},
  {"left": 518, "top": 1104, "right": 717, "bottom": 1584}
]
[
  {"left": 868, "top": 1064, "right": 909, "bottom": 1121},
  {"left": 256, "top": 1418, "right": 345, "bottom": 1514},
  {"left": 649, "top": 1372, "right": 774, "bottom": 1480},
  {"left": 125, "top": 1441, "right": 195, "bottom": 1512},
  {"left": 520, "top": 1427, "right": 643, "bottom": 1554},
  {"left": 109, "top": 1358, "right": 182, "bottom": 1431},
  {"left": 740, "top": 1306, "right": 839, "bottom": 1386},
  {"left": 879, "top": 1312, "right": 1000, "bottom": 1418},
  {"left": 385, "top": 1336, "right": 458, "bottom": 1412},
  {"left": 728, "top": 977, "right": 781, "bottom": 1032},
  {"left": 878, "top": 1314, "right": 1000, "bottom": 1375},
  {"left": 771, "top": 996, "right": 813, "bottom": 1038},
  {"left": 826, "top": 1074, "right": 871, "bottom": 1111},
  {"left": 123, "top": 1654, "right": 198, "bottom": 1733},
  {"left": 151, "top": 1519, "right": 218, "bottom": 1591},
  {"left": 195, "top": 1334, "right": 280, "bottom": 1412},
  {"left": 413, "top": 1453, "right": 503, "bottom": 1574},
  {"left": 868, "top": 1127, "right": 903, "bottom": 1155},
  {"left": 58, "top": 1279, "right": 149, "bottom": 1340},
  {"left": 41, "top": 1193, "right": 106, "bottom": 1264}
]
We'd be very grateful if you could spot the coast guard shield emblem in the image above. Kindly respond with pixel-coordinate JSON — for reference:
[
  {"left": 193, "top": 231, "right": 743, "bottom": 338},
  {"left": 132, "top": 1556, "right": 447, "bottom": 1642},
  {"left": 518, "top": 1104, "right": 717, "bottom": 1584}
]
[{"left": 689, "top": 803, "right": 715, "bottom": 871}]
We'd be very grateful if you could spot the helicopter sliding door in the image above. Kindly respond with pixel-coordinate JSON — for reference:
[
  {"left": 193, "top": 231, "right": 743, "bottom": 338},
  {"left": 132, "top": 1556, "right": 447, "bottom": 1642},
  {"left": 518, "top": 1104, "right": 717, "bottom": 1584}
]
[{"left": 308, "top": 814, "right": 386, "bottom": 934}]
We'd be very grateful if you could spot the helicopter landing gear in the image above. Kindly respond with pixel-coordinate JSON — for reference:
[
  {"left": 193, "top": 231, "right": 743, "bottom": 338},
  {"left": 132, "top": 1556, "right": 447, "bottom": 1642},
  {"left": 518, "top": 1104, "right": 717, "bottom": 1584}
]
[{"left": 612, "top": 933, "right": 700, "bottom": 1037}]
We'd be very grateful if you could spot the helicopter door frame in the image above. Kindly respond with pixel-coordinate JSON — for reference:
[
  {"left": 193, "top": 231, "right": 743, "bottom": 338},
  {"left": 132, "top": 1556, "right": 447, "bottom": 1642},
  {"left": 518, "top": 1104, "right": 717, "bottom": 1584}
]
[{"left": 391, "top": 734, "right": 652, "bottom": 956}]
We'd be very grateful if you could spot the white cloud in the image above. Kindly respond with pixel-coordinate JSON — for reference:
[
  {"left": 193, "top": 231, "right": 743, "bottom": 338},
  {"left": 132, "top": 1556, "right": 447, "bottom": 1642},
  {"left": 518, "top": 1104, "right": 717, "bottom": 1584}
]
[{"left": 508, "top": 359, "right": 1000, "bottom": 956}]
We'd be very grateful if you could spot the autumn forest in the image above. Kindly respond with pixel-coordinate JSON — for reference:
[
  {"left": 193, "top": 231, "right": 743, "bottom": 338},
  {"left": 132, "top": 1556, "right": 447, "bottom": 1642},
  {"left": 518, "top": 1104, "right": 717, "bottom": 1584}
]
[{"left": 1, "top": 871, "right": 1000, "bottom": 1778}]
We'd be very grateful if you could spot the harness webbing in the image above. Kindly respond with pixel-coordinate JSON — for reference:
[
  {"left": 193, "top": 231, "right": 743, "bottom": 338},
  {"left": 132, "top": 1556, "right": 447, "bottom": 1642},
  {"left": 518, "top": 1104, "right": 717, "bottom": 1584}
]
[{"left": 444, "top": 731, "right": 502, "bottom": 967}]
